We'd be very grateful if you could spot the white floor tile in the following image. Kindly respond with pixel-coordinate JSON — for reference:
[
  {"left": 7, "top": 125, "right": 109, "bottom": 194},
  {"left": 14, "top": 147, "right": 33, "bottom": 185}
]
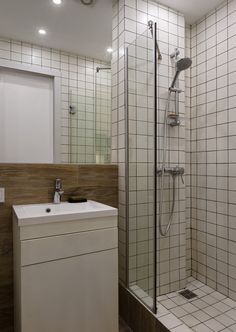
[
  {"left": 229, "top": 324, "right": 236, "bottom": 331},
  {"left": 181, "top": 302, "right": 199, "bottom": 314},
  {"left": 200, "top": 285, "right": 214, "bottom": 294},
  {"left": 181, "top": 314, "right": 201, "bottom": 327},
  {"left": 171, "top": 324, "right": 192, "bottom": 332},
  {"left": 202, "top": 294, "right": 219, "bottom": 305},
  {"left": 156, "top": 304, "right": 169, "bottom": 318},
  {"left": 192, "top": 299, "right": 209, "bottom": 309},
  {"left": 204, "top": 318, "right": 225, "bottom": 332},
  {"left": 226, "top": 309, "right": 236, "bottom": 320},
  {"left": 203, "top": 305, "right": 222, "bottom": 317},
  {"left": 216, "top": 313, "right": 235, "bottom": 327},
  {"left": 192, "top": 309, "right": 211, "bottom": 322},
  {"left": 211, "top": 291, "right": 226, "bottom": 301},
  {"left": 213, "top": 302, "right": 231, "bottom": 313},
  {"left": 170, "top": 306, "right": 188, "bottom": 318},
  {"left": 159, "top": 313, "right": 182, "bottom": 329},
  {"left": 161, "top": 298, "right": 178, "bottom": 309},
  {"left": 223, "top": 298, "right": 236, "bottom": 308},
  {"left": 192, "top": 323, "right": 213, "bottom": 332},
  {"left": 172, "top": 295, "right": 189, "bottom": 306}
]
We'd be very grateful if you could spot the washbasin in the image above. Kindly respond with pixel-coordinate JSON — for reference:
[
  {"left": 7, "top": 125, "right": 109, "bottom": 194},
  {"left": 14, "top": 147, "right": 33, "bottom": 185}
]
[{"left": 13, "top": 200, "right": 117, "bottom": 226}]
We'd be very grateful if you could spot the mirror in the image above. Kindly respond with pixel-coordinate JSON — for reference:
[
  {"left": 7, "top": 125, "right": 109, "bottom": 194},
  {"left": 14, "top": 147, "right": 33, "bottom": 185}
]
[{"left": 0, "top": 0, "right": 112, "bottom": 164}]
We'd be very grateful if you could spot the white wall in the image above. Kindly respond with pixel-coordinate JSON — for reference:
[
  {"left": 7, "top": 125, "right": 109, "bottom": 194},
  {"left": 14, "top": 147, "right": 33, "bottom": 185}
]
[
  {"left": 190, "top": 0, "right": 236, "bottom": 300},
  {"left": 0, "top": 68, "right": 54, "bottom": 163}
]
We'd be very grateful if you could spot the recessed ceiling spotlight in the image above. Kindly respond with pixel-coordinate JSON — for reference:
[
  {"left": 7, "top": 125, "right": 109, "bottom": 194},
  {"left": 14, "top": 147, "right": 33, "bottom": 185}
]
[
  {"left": 80, "top": 0, "right": 94, "bottom": 5},
  {"left": 53, "top": 0, "right": 62, "bottom": 4},
  {"left": 107, "top": 48, "right": 113, "bottom": 53},
  {"left": 38, "top": 29, "right": 47, "bottom": 35}
]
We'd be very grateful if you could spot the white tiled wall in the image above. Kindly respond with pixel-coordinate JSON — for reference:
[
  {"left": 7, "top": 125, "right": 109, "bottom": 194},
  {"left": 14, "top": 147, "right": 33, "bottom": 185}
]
[
  {"left": 112, "top": 0, "right": 187, "bottom": 296},
  {"left": 0, "top": 37, "right": 111, "bottom": 163},
  {"left": 155, "top": 6, "right": 187, "bottom": 296},
  {"left": 190, "top": 0, "right": 236, "bottom": 301}
]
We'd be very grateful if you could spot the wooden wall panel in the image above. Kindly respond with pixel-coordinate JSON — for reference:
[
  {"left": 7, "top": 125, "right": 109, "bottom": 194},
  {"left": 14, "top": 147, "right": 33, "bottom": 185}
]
[{"left": 0, "top": 164, "right": 118, "bottom": 332}]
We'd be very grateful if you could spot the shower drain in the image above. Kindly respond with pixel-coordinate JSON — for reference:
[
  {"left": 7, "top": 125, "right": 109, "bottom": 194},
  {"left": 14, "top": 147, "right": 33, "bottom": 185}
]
[{"left": 179, "top": 289, "right": 197, "bottom": 300}]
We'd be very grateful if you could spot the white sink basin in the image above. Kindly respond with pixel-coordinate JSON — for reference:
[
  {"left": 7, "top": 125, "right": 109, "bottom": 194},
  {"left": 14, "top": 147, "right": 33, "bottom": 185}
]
[{"left": 13, "top": 200, "right": 117, "bottom": 226}]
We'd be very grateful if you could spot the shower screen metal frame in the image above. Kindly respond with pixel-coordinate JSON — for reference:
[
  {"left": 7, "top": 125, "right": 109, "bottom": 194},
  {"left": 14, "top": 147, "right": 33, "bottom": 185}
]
[{"left": 125, "top": 22, "right": 158, "bottom": 315}]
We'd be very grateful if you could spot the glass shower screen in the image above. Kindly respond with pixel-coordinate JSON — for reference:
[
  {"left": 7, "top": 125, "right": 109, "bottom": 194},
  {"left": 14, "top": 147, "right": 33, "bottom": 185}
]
[{"left": 125, "top": 25, "right": 157, "bottom": 313}]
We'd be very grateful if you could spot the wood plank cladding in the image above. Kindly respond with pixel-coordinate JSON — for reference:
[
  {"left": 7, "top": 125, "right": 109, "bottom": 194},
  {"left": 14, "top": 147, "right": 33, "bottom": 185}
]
[
  {"left": 119, "top": 284, "right": 170, "bottom": 332},
  {"left": 0, "top": 163, "right": 118, "bottom": 332}
]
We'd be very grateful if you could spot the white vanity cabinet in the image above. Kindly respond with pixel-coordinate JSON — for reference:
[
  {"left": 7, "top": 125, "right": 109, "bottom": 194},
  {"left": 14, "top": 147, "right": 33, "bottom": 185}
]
[{"left": 13, "top": 201, "right": 118, "bottom": 332}]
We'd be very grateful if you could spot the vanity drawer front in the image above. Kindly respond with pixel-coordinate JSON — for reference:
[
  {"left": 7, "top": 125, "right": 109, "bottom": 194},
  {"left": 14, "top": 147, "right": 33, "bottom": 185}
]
[
  {"left": 21, "top": 228, "right": 117, "bottom": 266},
  {"left": 19, "top": 216, "right": 117, "bottom": 240}
]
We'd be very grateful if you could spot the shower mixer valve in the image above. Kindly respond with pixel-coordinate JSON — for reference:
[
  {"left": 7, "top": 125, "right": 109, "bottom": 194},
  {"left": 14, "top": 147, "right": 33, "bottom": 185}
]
[{"left": 157, "top": 166, "right": 185, "bottom": 184}]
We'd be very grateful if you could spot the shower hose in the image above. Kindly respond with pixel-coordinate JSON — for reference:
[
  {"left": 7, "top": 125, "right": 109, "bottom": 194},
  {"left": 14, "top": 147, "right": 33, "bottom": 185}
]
[{"left": 158, "top": 91, "right": 176, "bottom": 237}]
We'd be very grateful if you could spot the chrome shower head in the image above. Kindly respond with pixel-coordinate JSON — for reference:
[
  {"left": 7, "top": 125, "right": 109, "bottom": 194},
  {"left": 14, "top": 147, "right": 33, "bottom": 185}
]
[
  {"left": 176, "top": 58, "right": 192, "bottom": 71},
  {"left": 170, "top": 57, "right": 192, "bottom": 89}
]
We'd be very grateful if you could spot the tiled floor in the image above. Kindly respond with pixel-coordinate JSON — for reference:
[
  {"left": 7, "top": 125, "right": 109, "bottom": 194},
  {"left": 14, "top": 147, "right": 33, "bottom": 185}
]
[{"left": 130, "top": 277, "right": 236, "bottom": 332}]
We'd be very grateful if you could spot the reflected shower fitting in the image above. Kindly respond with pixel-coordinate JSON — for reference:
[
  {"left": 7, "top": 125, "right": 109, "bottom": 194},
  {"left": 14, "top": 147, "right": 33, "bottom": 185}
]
[
  {"left": 96, "top": 67, "right": 111, "bottom": 73},
  {"left": 158, "top": 50, "right": 192, "bottom": 237},
  {"left": 148, "top": 20, "right": 162, "bottom": 60}
]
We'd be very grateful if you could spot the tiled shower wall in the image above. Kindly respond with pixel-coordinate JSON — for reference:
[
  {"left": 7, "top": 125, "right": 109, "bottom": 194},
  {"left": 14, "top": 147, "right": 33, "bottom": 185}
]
[
  {"left": 0, "top": 37, "right": 110, "bottom": 163},
  {"left": 112, "top": 0, "right": 188, "bottom": 295},
  {"left": 155, "top": 6, "right": 186, "bottom": 295},
  {"left": 190, "top": 0, "right": 236, "bottom": 300}
]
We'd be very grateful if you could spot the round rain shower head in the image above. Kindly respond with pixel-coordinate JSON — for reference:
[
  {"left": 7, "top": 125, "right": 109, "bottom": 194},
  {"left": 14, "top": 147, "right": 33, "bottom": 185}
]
[{"left": 176, "top": 57, "right": 192, "bottom": 72}]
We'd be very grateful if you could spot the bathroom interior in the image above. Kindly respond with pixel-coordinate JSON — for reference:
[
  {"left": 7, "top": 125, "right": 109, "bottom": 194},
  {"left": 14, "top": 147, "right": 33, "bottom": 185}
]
[{"left": 0, "top": 0, "right": 236, "bottom": 331}]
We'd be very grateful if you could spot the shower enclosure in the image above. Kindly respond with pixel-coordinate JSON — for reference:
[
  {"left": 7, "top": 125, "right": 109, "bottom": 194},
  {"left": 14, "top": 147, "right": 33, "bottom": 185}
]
[{"left": 125, "top": 22, "right": 187, "bottom": 314}]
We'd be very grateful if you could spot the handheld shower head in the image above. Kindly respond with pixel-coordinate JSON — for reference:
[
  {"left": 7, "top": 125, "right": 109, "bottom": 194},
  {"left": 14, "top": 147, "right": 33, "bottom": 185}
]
[
  {"left": 170, "top": 57, "right": 192, "bottom": 89},
  {"left": 176, "top": 58, "right": 192, "bottom": 71}
]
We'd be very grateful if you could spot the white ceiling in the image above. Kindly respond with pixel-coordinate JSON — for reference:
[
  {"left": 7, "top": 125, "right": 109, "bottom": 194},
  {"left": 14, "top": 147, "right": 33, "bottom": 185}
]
[
  {"left": 0, "top": 0, "right": 225, "bottom": 61},
  {"left": 157, "top": 0, "right": 225, "bottom": 24},
  {"left": 0, "top": 0, "right": 112, "bottom": 61}
]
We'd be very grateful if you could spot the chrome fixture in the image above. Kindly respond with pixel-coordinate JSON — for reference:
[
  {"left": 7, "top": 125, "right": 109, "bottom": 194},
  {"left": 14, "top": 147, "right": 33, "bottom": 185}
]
[
  {"left": 69, "top": 105, "right": 76, "bottom": 115},
  {"left": 157, "top": 166, "right": 184, "bottom": 184},
  {"left": 157, "top": 166, "right": 184, "bottom": 235},
  {"left": 158, "top": 51, "right": 192, "bottom": 237},
  {"left": 148, "top": 20, "right": 162, "bottom": 60},
  {"left": 167, "top": 56, "right": 192, "bottom": 126},
  {"left": 170, "top": 57, "right": 192, "bottom": 89},
  {"left": 53, "top": 179, "right": 64, "bottom": 204},
  {"left": 96, "top": 66, "right": 111, "bottom": 73},
  {"left": 69, "top": 89, "right": 77, "bottom": 115},
  {"left": 170, "top": 47, "right": 180, "bottom": 59}
]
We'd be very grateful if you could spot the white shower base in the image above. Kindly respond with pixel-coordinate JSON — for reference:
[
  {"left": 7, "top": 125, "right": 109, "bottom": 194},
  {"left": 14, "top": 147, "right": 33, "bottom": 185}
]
[{"left": 130, "top": 277, "right": 236, "bottom": 332}]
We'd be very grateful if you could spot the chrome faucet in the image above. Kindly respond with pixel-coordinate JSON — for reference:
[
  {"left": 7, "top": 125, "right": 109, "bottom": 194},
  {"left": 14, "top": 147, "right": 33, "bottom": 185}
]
[
  {"left": 53, "top": 179, "right": 64, "bottom": 204},
  {"left": 157, "top": 166, "right": 185, "bottom": 184}
]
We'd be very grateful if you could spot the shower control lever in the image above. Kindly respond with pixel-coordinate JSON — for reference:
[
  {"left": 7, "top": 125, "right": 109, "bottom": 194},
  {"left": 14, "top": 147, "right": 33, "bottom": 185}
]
[{"left": 157, "top": 166, "right": 185, "bottom": 183}]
